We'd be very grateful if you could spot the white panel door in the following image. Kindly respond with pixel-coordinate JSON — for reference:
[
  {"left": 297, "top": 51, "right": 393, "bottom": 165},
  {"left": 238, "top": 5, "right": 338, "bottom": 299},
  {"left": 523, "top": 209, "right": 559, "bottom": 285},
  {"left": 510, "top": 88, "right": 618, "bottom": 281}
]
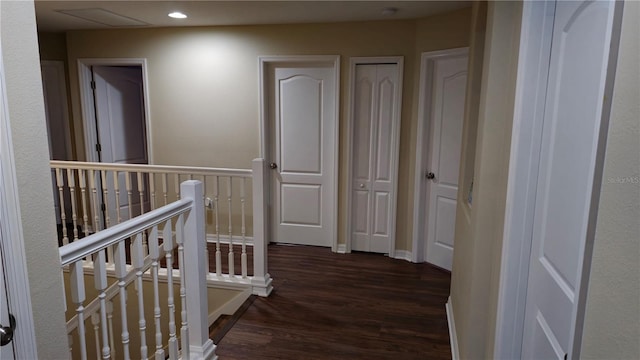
[
  {"left": 92, "top": 66, "right": 148, "bottom": 223},
  {"left": 425, "top": 55, "right": 468, "bottom": 270},
  {"left": 271, "top": 65, "right": 336, "bottom": 246},
  {"left": 521, "top": 1, "right": 617, "bottom": 359},
  {"left": 351, "top": 64, "right": 400, "bottom": 254}
]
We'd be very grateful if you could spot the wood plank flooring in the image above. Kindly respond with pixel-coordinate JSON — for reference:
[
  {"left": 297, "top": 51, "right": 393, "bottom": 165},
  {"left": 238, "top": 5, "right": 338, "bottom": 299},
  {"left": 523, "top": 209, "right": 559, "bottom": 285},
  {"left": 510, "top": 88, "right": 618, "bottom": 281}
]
[{"left": 214, "top": 244, "right": 452, "bottom": 359}]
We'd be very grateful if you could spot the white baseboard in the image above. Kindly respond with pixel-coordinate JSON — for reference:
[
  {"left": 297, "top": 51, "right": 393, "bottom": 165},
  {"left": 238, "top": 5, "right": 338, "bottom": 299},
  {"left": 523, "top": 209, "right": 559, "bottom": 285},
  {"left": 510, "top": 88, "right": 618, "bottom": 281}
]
[
  {"left": 446, "top": 296, "right": 460, "bottom": 360},
  {"left": 393, "top": 250, "right": 413, "bottom": 262},
  {"left": 207, "top": 287, "right": 252, "bottom": 325},
  {"left": 337, "top": 244, "right": 347, "bottom": 254},
  {"left": 206, "top": 233, "right": 254, "bottom": 246}
]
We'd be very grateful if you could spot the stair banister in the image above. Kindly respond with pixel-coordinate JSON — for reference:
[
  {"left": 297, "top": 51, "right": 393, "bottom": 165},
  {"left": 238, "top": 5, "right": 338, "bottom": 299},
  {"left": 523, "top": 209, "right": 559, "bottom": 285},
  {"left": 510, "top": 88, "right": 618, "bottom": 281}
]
[{"left": 250, "top": 159, "right": 273, "bottom": 296}]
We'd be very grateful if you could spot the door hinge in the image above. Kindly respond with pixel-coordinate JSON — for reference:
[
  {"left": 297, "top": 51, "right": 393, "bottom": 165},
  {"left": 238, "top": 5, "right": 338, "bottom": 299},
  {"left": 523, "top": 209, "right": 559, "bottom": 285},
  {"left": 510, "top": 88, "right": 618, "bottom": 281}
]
[
  {"left": 95, "top": 143, "right": 102, "bottom": 153},
  {"left": 91, "top": 80, "right": 96, "bottom": 90}
]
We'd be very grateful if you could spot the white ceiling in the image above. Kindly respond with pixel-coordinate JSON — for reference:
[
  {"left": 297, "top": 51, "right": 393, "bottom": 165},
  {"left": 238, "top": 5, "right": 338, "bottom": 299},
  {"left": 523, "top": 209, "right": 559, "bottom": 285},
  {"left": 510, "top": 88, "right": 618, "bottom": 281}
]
[{"left": 35, "top": 1, "right": 471, "bottom": 32}]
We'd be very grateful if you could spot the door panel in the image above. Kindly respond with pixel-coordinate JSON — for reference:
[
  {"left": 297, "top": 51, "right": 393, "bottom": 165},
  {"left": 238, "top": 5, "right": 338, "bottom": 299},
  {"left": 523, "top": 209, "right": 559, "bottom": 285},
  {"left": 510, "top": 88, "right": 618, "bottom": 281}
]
[
  {"left": 271, "top": 65, "right": 336, "bottom": 246},
  {"left": 425, "top": 55, "right": 468, "bottom": 270},
  {"left": 93, "top": 66, "right": 149, "bottom": 223},
  {"left": 522, "top": 1, "right": 617, "bottom": 358},
  {"left": 351, "top": 63, "right": 400, "bottom": 254}
]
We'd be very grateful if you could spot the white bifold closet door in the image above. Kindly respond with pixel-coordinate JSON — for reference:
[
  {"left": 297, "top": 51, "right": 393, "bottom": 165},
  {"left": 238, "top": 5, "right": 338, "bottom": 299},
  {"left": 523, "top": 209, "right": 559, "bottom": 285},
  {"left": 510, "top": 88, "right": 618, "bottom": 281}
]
[{"left": 351, "top": 64, "right": 400, "bottom": 254}]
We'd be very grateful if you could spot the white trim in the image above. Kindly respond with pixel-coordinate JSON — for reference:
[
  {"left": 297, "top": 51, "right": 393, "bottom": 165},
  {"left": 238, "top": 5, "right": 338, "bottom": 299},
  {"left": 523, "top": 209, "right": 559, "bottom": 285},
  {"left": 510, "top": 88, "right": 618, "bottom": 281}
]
[
  {"left": 391, "top": 250, "right": 413, "bottom": 262},
  {"left": 0, "top": 46, "right": 39, "bottom": 358},
  {"left": 493, "top": 2, "right": 554, "bottom": 358},
  {"left": 258, "top": 55, "right": 340, "bottom": 252},
  {"left": 77, "top": 58, "right": 153, "bottom": 163},
  {"left": 411, "top": 48, "right": 469, "bottom": 263},
  {"left": 336, "top": 243, "right": 347, "bottom": 254},
  {"left": 345, "top": 56, "right": 404, "bottom": 257},
  {"left": 446, "top": 297, "right": 460, "bottom": 360}
]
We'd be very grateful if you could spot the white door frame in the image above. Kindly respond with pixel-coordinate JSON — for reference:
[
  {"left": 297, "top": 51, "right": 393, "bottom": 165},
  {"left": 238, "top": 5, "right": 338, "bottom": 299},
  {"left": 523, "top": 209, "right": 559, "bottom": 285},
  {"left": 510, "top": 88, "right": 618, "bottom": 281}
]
[
  {"left": 345, "top": 56, "right": 403, "bottom": 256},
  {"left": 411, "top": 48, "right": 468, "bottom": 263},
  {"left": 77, "top": 58, "right": 153, "bottom": 163},
  {"left": 258, "top": 55, "right": 340, "bottom": 251},
  {"left": 0, "top": 46, "right": 39, "bottom": 359},
  {"left": 494, "top": 1, "right": 624, "bottom": 358}
]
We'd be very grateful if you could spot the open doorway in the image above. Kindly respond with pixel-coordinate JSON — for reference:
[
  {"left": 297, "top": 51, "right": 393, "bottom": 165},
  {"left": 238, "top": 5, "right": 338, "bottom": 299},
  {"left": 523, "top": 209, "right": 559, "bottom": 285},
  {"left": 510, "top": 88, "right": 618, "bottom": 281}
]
[{"left": 78, "top": 59, "right": 152, "bottom": 223}]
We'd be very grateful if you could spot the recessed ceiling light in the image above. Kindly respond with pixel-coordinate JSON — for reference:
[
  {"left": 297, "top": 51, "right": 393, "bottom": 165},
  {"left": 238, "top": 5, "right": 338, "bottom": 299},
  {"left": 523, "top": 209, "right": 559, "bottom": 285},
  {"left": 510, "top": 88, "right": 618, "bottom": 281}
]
[
  {"left": 168, "top": 12, "right": 187, "bottom": 19},
  {"left": 381, "top": 7, "right": 398, "bottom": 16}
]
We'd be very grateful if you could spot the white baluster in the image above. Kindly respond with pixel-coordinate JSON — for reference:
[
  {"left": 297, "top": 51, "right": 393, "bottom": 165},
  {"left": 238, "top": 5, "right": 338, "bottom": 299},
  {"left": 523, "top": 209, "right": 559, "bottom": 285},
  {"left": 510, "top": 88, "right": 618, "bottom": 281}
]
[
  {"left": 214, "top": 176, "right": 221, "bottom": 276},
  {"left": 125, "top": 172, "right": 133, "bottom": 220},
  {"left": 90, "top": 169, "right": 101, "bottom": 232},
  {"left": 241, "top": 178, "right": 247, "bottom": 278},
  {"left": 113, "top": 171, "right": 122, "bottom": 224},
  {"left": 149, "top": 173, "right": 156, "bottom": 211},
  {"left": 93, "top": 249, "right": 111, "bottom": 359},
  {"left": 162, "top": 173, "right": 168, "bottom": 206},
  {"left": 174, "top": 174, "right": 180, "bottom": 200},
  {"left": 100, "top": 171, "right": 113, "bottom": 265},
  {"left": 138, "top": 172, "right": 149, "bottom": 256},
  {"left": 55, "top": 168, "right": 69, "bottom": 245},
  {"left": 67, "top": 169, "right": 80, "bottom": 242},
  {"left": 91, "top": 313, "right": 101, "bottom": 360},
  {"left": 68, "top": 334, "right": 74, "bottom": 359},
  {"left": 113, "top": 239, "right": 131, "bottom": 359},
  {"left": 79, "top": 169, "right": 90, "bottom": 240},
  {"left": 132, "top": 232, "right": 148, "bottom": 359},
  {"left": 163, "top": 219, "right": 178, "bottom": 359},
  {"left": 70, "top": 261, "right": 87, "bottom": 360},
  {"left": 106, "top": 301, "right": 116, "bottom": 360},
  {"left": 202, "top": 175, "right": 210, "bottom": 276},
  {"left": 176, "top": 213, "right": 189, "bottom": 359},
  {"left": 228, "top": 177, "right": 234, "bottom": 276},
  {"left": 148, "top": 226, "right": 165, "bottom": 360}
]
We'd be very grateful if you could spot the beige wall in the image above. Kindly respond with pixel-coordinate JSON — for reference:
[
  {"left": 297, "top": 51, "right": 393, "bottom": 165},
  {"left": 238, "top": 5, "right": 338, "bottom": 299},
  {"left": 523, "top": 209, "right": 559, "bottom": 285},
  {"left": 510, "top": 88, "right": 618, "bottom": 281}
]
[
  {"left": 449, "top": 1, "right": 521, "bottom": 358},
  {"left": 61, "top": 8, "right": 471, "bottom": 250},
  {"left": 1, "top": 0, "right": 69, "bottom": 357},
  {"left": 581, "top": 1, "right": 640, "bottom": 358}
]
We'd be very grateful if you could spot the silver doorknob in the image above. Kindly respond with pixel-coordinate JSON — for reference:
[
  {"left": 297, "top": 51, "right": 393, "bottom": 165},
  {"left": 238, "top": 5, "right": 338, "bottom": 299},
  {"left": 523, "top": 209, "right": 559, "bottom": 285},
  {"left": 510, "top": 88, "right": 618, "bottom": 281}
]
[
  {"left": 426, "top": 172, "right": 435, "bottom": 180},
  {"left": 359, "top": 183, "right": 365, "bottom": 188},
  {"left": 269, "top": 162, "right": 278, "bottom": 169},
  {"left": 0, "top": 314, "right": 16, "bottom": 346}
]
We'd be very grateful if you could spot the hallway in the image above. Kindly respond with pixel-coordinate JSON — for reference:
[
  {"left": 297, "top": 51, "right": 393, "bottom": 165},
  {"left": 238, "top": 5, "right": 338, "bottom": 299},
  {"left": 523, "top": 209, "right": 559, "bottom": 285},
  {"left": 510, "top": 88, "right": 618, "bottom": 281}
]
[{"left": 215, "top": 244, "right": 452, "bottom": 359}]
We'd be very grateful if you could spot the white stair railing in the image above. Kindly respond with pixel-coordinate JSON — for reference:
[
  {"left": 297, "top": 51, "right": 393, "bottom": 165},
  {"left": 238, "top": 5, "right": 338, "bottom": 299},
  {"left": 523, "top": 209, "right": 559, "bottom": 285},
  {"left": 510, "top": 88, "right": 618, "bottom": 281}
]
[
  {"left": 51, "top": 159, "right": 272, "bottom": 297},
  {"left": 60, "top": 180, "right": 216, "bottom": 360}
]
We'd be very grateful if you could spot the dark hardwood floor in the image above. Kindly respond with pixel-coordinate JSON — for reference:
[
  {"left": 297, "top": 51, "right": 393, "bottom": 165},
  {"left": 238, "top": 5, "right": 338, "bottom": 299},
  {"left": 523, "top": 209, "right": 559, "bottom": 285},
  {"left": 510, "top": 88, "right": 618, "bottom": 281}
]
[{"left": 214, "top": 244, "right": 452, "bottom": 360}]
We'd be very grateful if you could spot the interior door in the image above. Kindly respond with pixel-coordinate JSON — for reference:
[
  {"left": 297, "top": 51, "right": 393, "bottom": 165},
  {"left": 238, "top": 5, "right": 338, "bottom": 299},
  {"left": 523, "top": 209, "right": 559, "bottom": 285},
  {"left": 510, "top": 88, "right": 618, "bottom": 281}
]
[
  {"left": 521, "top": 1, "right": 617, "bottom": 359},
  {"left": 424, "top": 55, "right": 468, "bottom": 270},
  {"left": 92, "top": 65, "right": 149, "bottom": 223},
  {"left": 351, "top": 63, "right": 400, "bottom": 254},
  {"left": 269, "top": 64, "right": 337, "bottom": 247}
]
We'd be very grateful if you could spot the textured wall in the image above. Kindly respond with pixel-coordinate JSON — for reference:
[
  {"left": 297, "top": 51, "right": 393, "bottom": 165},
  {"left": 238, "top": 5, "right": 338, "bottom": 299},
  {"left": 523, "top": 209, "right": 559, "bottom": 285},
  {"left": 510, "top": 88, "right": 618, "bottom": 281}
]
[
  {"left": 581, "top": 2, "right": 640, "bottom": 358},
  {"left": 62, "top": 9, "right": 471, "bottom": 251},
  {"left": 0, "top": 0, "right": 69, "bottom": 357}
]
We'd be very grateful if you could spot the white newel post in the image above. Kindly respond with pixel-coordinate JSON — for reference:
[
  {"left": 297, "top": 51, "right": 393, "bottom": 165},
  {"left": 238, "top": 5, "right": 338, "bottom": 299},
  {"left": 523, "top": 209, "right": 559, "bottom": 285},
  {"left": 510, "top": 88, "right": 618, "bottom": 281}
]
[
  {"left": 251, "top": 159, "right": 273, "bottom": 296},
  {"left": 181, "top": 180, "right": 217, "bottom": 360}
]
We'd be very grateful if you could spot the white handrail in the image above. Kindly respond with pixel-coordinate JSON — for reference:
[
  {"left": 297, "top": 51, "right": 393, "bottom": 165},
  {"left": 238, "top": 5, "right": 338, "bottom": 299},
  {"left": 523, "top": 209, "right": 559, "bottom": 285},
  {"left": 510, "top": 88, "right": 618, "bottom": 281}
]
[
  {"left": 50, "top": 160, "right": 252, "bottom": 178},
  {"left": 59, "top": 198, "right": 192, "bottom": 265}
]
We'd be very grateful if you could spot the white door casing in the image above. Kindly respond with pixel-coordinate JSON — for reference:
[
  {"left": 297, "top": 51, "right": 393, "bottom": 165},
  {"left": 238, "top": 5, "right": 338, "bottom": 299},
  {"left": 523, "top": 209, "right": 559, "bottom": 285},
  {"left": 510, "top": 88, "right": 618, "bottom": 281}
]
[
  {"left": 262, "top": 57, "right": 339, "bottom": 248},
  {"left": 349, "top": 58, "right": 403, "bottom": 255},
  {"left": 521, "top": 1, "right": 620, "bottom": 359},
  {"left": 92, "top": 65, "right": 149, "bottom": 223}
]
